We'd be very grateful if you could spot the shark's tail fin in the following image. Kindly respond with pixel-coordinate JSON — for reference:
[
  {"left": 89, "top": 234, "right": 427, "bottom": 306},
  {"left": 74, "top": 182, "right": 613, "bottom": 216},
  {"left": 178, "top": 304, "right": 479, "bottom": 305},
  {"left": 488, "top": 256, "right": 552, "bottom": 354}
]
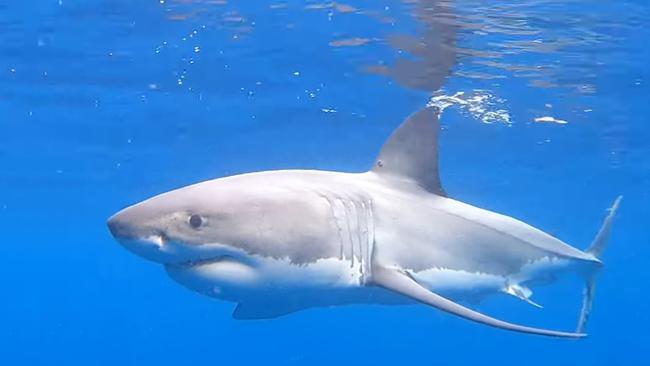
[
  {"left": 585, "top": 196, "right": 622, "bottom": 258},
  {"left": 576, "top": 196, "right": 622, "bottom": 333}
]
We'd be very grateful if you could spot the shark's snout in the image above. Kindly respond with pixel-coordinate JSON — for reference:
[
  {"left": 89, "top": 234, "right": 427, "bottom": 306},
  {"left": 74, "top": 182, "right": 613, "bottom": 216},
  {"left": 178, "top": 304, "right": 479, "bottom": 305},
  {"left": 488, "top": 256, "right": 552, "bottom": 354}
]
[
  {"left": 107, "top": 214, "right": 133, "bottom": 239},
  {"left": 107, "top": 212, "right": 171, "bottom": 263}
]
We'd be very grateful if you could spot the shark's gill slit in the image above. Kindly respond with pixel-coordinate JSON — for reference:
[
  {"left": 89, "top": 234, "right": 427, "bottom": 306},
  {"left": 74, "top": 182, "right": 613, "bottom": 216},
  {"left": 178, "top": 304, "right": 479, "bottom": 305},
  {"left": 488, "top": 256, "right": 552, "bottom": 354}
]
[
  {"left": 334, "top": 197, "right": 349, "bottom": 262},
  {"left": 365, "top": 200, "right": 376, "bottom": 282},
  {"left": 342, "top": 199, "right": 358, "bottom": 268},
  {"left": 354, "top": 200, "right": 366, "bottom": 277},
  {"left": 321, "top": 193, "right": 346, "bottom": 261},
  {"left": 321, "top": 192, "right": 375, "bottom": 280},
  {"left": 332, "top": 197, "right": 353, "bottom": 267}
]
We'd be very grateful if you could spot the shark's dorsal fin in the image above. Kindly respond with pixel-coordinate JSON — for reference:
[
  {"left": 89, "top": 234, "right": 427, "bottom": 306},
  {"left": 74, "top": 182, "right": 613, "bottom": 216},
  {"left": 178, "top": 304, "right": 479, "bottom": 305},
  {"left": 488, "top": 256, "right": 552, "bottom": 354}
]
[{"left": 371, "top": 107, "right": 446, "bottom": 196}]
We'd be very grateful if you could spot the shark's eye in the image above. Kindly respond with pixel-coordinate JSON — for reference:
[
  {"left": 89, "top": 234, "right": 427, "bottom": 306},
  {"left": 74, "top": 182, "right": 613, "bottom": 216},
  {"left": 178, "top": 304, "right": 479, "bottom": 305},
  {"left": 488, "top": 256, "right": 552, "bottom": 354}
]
[{"left": 188, "top": 214, "right": 203, "bottom": 229}]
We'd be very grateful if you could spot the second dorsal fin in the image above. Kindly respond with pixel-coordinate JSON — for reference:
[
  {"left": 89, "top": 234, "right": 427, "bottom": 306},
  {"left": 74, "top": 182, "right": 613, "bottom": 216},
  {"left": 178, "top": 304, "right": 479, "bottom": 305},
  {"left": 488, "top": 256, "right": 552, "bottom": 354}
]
[{"left": 371, "top": 106, "right": 445, "bottom": 196}]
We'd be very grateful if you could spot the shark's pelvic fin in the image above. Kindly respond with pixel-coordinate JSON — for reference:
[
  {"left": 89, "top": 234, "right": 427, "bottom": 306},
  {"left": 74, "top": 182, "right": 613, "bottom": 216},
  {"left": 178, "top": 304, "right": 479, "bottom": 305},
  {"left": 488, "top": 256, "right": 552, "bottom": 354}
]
[
  {"left": 504, "top": 283, "right": 543, "bottom": 309},
  {"left": 371, "top": 106, "right": 446, "bottom": 196},
  {"left": 576, "top": 195, "right": 622, "bottom": 333},
  {"left": 372, "top": 265, "right": 585, "bottom": 338},
  {"left": 232, "top": 301, "right": 305, "bottom": 320}
]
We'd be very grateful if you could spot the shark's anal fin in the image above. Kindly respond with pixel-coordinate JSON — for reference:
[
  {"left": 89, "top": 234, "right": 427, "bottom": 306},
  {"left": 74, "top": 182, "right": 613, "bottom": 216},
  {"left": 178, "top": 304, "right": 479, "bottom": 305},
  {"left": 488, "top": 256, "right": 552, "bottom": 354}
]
[
  {"left": 371, "top": 107, "right": 446, "bottom": 196},
  {"left": 372, "top": 266, "right": 585, "bottom": 339}
]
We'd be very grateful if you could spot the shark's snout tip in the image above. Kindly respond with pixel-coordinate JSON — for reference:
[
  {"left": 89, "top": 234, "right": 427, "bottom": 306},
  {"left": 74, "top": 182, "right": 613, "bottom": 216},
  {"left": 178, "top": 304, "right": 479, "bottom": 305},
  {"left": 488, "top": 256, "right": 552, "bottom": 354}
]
[
  {"left": 107, "top": 211, "right": 142, "bottom": 243},
  {"left": 106, "top": 213, "right": 126, "bottom": 239},
  {"left": 106, "top": 210, "right": 173, "bottom": 264}
]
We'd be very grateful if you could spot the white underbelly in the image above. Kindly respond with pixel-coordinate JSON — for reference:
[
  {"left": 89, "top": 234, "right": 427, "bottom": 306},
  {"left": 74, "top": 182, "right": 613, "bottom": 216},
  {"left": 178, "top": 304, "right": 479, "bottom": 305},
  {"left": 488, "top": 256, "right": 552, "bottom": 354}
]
[
  {"left": 164, "top": 255, "right": 394, "bottom": 306},
  {"left": 411, "top": 267, "right": 506, "bottom": 302},
  {"left": 164, "top": 254, "right": 580, "bottom": 310},
  {"left": 411, "top": 256, "right": 578, "bottom": 303}
]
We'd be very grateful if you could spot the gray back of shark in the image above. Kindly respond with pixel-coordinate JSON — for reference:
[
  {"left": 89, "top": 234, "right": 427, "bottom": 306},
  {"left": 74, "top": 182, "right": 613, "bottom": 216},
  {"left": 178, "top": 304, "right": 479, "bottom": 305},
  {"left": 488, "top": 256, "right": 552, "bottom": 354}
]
[{"left": 108, "top": 107, "right": 620, "bottom": 338}]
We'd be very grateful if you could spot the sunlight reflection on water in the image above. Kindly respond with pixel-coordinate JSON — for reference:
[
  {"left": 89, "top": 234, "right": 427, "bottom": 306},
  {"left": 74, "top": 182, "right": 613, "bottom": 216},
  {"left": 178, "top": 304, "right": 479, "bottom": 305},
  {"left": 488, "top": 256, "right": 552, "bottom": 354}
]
[{"left": 151, "top": 0, "right": 648, "bottom": 124}]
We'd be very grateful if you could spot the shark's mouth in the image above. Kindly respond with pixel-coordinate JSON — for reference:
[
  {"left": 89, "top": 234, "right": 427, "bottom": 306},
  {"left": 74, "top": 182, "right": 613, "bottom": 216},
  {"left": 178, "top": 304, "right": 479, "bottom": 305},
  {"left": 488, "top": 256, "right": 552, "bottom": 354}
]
[
  {"left": 118, "top": 234, "right": 251, "bottom": 269},
  {"left": 116, "top": 235, "right": 170, "bottom": 264},
  {"left": 171, "top": 255, "right": 233, "bottom": 269}
]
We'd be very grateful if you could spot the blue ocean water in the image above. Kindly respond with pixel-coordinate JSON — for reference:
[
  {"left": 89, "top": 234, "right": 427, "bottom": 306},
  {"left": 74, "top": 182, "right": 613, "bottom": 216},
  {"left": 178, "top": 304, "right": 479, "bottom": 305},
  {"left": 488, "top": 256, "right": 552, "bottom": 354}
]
[{"left": 1, "top": 0, "right": 648, "bottom": 364}]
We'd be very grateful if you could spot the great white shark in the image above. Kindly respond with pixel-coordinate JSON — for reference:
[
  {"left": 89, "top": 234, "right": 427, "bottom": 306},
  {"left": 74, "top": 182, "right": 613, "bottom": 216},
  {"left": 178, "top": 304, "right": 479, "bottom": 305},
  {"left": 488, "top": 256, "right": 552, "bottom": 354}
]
[{"left": 108, "top": 107, "right": 620, "bottom": 338}]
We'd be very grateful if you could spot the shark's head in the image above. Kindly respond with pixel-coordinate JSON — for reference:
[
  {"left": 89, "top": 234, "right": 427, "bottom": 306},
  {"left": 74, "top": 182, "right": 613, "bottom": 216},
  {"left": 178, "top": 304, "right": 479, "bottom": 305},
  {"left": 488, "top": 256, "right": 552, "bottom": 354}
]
[
  {"left": 107, "top": 174, "right": 336, "bottom": 269},
  {"left": 107, "top": 179, "right": 263, "bottom": 266}
]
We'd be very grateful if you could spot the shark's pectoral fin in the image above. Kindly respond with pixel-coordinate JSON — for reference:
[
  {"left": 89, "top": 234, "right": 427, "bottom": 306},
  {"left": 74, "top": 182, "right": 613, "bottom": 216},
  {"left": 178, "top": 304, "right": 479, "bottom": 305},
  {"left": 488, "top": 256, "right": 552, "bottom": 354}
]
[
  {"left": 232, "top": 301, "right": 306, "bottom": 320},
  {"left": 371, "top": 266, "right": 585, "bottom": 338}
]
